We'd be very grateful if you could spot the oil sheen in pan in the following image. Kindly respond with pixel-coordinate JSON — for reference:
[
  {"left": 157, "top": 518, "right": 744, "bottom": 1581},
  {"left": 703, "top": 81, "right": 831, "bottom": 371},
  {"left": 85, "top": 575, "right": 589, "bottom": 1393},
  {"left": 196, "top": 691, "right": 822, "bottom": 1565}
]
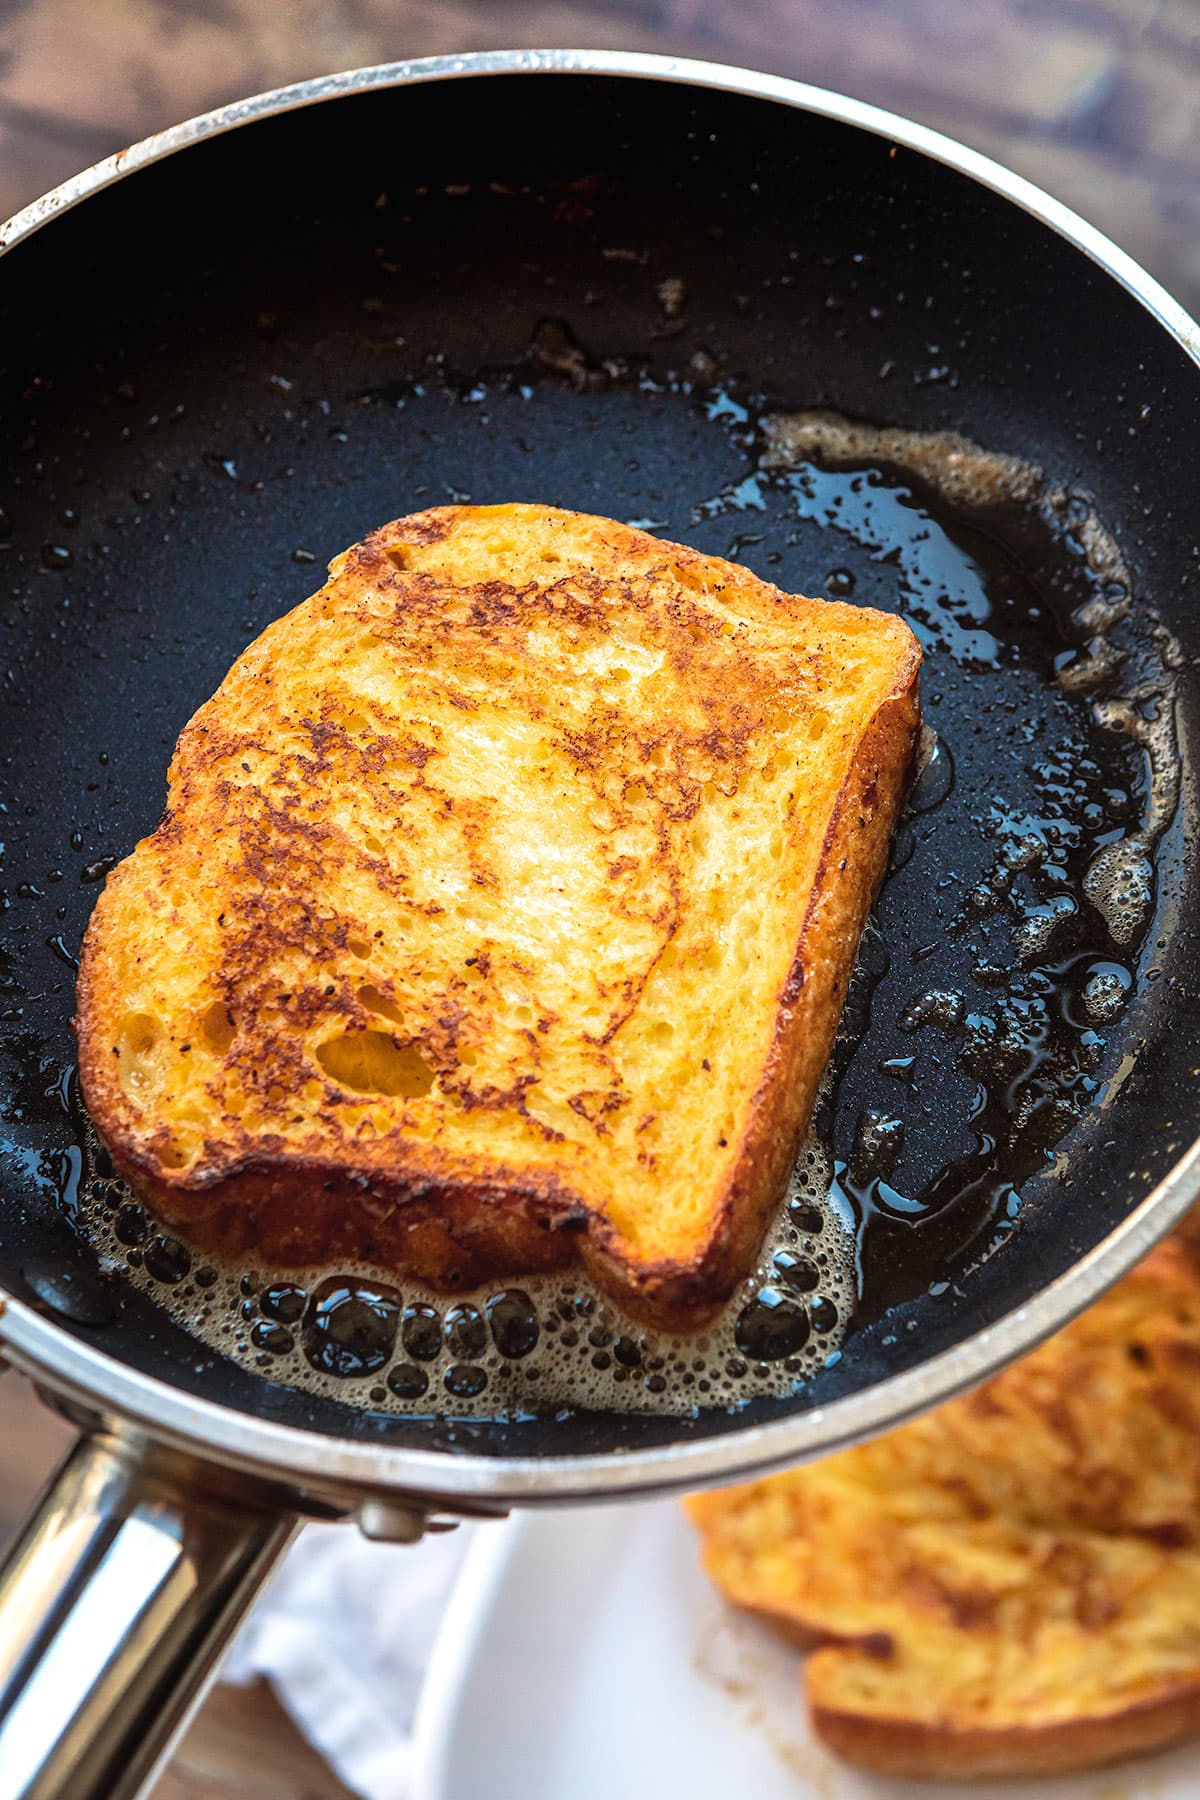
[
  {"left": 77, "top": 1131, "right": 854, "bottom": 1416},
  {"left": 69, "top": 372, "right": 1181, "bottom": 1418}
]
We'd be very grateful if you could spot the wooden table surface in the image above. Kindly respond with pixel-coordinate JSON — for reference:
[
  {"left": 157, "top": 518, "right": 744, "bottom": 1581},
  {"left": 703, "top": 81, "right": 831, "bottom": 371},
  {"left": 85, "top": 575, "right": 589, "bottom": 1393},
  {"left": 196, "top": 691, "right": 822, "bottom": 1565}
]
[
  {"left": 2, "top": 0, "right": 1199, "bottom": 315},
  {"left": 2, "top": 2, "right": 1198, "bottom": 1796}
]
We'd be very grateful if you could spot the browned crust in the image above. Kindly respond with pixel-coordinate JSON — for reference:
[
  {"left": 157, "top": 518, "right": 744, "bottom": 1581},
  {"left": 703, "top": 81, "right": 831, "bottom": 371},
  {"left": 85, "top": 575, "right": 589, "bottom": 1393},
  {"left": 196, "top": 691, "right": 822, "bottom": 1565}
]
[
  {"left": 700, "top": 1588, "right": 889, "bottom": 1658},
  {"left": 703, "top": 1583, "right": 1200, "bottom": 1777},
  {"left": 693, "top": 1535, "right": 1200, "bottom": 1782},
  {"left": 74, "top": 506, "right": 920, "bottom": 1330},
  {"left": 808, "top": 1668, "right": 1200, "bottom": 1781},
  {"left": 734, "top": 1585, "right": 1200, "bottom": 1777},
  {"left": 569, "top": 657, "right": 919, "bottom": 1325},
  {"left": 621, "top": 663, "right": 920, "bottom": 1323}
]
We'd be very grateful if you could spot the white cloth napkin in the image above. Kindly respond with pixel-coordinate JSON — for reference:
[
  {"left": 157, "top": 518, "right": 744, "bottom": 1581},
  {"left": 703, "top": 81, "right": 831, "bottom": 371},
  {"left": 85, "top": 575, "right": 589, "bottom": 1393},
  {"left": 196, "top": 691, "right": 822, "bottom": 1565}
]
[{"left": 222, "top": 1519, "right": 473, "bottom": 1800}]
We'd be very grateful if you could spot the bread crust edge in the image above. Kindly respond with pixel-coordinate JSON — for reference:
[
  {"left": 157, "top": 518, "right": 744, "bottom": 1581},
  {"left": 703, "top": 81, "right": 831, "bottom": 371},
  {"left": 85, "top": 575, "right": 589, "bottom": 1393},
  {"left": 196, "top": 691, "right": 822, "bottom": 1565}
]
[{"left": 808, "top": 1663, "right": 1200, "bottom": 1781}]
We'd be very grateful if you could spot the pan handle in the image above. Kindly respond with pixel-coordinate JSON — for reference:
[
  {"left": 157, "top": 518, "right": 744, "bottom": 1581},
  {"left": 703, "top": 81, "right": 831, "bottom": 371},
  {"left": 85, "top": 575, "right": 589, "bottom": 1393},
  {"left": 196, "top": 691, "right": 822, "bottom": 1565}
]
[{"left": 0, "top": 1424, "right": 298, "bottom": 1800}]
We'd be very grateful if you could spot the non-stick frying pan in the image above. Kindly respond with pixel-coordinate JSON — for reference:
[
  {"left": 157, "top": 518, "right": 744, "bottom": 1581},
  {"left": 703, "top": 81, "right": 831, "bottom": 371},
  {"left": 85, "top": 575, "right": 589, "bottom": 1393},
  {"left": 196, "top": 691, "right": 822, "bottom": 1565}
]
[{"left": 1, "top": 49, "right": 1199, "bottom": 1800}]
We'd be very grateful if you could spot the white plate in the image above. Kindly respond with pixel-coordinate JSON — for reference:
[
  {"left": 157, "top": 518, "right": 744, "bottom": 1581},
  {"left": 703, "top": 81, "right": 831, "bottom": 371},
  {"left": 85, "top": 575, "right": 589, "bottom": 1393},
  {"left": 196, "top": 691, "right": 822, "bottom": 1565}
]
[{"left": 412, "top": 1498, "right": 1200, "bottom": 1800}]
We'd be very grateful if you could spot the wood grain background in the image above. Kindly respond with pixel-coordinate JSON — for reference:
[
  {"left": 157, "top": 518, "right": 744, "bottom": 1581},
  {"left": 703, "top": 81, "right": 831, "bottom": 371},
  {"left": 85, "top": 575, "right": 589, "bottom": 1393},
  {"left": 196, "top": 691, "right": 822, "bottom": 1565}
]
[
  {"left": 1, "top": 1, "right": 1197, "bottom": 1795},
  {"left": 2, "top": 0, "right": 1199, "bottom": 311}
]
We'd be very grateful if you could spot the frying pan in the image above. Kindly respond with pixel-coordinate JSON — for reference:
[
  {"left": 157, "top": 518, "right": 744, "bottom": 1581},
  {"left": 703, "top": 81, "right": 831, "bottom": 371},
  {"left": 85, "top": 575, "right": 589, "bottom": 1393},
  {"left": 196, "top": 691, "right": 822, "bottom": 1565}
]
[{"left": 1, "top": 48, "right": 1199, "bottom": 1800}]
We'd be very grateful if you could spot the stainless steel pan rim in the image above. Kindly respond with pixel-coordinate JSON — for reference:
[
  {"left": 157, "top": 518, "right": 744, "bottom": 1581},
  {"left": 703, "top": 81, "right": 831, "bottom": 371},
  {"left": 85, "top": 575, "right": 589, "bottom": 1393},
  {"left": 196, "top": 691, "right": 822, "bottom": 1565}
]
[
  {"left": 3, "top": 47, "right": 1200, "bottom": 1507},
  {"left": 5, "top": 1143, "right": 1200, "bottom": 1504}
]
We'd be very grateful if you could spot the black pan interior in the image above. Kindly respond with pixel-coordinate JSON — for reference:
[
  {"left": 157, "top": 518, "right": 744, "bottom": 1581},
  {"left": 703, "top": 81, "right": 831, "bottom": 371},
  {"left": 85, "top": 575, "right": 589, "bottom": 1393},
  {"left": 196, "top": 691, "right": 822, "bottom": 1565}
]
[{"left": 1, "top": 72, "right": 1198, "bottom": 1459}]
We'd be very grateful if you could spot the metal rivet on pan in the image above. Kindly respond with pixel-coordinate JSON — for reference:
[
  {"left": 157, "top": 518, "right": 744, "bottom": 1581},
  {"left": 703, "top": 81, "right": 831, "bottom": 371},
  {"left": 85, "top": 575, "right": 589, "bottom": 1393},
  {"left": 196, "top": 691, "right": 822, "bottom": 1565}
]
[{"left": 356, "top": 1500, "right": 434, "bottom": 1543}]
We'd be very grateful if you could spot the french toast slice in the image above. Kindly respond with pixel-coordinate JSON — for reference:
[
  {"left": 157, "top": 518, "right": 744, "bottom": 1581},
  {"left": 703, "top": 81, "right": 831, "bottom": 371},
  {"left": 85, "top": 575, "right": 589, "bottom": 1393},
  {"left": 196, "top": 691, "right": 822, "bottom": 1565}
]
[
  {"left": 75, "top": 503, "right": 920, "bottom": 1328},
  {"left": 687, "top": 1231, "right": 1200, "bottom": 1777}
]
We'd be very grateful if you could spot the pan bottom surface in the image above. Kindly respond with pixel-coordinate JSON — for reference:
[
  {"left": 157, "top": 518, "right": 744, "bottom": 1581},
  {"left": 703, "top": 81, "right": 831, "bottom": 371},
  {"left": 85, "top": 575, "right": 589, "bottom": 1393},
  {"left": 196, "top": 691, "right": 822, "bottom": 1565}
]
[{"left": 6, "top": 360, "right": 1182, "bottom": 1431}]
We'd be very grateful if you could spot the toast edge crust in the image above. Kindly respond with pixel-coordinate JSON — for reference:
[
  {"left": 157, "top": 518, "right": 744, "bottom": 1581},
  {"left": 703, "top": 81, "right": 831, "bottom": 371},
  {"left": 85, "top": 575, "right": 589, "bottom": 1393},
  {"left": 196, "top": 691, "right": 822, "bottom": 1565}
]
[
  {"left": 807, "top": 1672, "right": 1200, "bottom": 1781},
  {"left": 74, "top": 559, "right": 921, "bottom": 1331},
  {"left": 687, "top": 1511, "right": 1200, "bottom": 1781},
  {"left": 590, "top": 654, "right": 921, "bottom": 1325}
]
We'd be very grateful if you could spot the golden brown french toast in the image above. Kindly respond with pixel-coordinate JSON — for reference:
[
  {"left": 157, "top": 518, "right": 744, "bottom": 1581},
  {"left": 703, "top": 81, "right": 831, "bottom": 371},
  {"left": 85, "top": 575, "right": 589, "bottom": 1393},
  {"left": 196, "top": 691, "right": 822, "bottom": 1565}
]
[
  {"left": 75, "top": 503, "right": 920, "bottom": 1327},
  {"left": 687, "top": 1231, "right": 1200, "bottom": 1778}
]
